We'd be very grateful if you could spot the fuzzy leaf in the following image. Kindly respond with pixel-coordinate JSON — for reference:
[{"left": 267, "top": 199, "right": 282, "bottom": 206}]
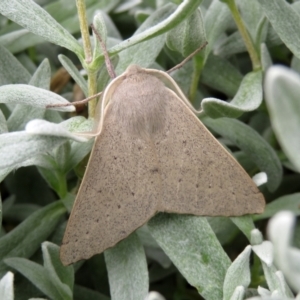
[
  {"left": 265, "top": 66, "right": 300, "bottom": 173},
  {"left": 230, "top": 216, "right": 255, "bottom": 241},
  {"left": 0, "top": 272, "right": 14, "bottom": 300},
  {"left": 25, "top": 119, "right": 88, "bottom": 143},
  {"left": 104, "top": 233, "right": 148, "bottom": 300},
  {"left": 201, "top": 54, "right": 243, "bottom": 97},
  {"left": 58, "top": 55, "right": 88, "bottom": 97},
  {"left": 0, "top": 45, "right": 31, "bottom": 86},
  {"left": 259, "top": 0, "right": 300, "bottom": 60},
  {"left": 254, "top": 193, "right": 300, "bottom": 221},
  {"left": 223, "top": 246, "right": 251, "bottom": 300},
  {"left": 7, "top": 59, "right": 50, "bottom": 131},
  {"left": 0, "top": 84, "right": 75, "bottom": 112},
  {"left": 0, "top": 0, "right": 83, "bottom": 56},
  {"left": 0, "top": 201, "right": 66, "bottom": 277},
  {"left": 114, "top": 4, "right": 172, "bottom": 73},
  {"left": 148, "top": 214, "right": 230, "bottom": 300},
  {"left": 108, "top": 0, "right": 202, "bottom": 59},
  {"left": 204, "top": 0, "right": 232, "bottom": 58},
  {"left": 202, "top": 70, "right": 263, "bottom": 118},
  {"left": 0, "top": 132, "right": 67, "bottom": 169},
  {"left": 4, "top": 257, "right": 68, "bottom": 300},
  {"left": 252, "top": 241, "right": 274, "bottom": 267},
  {"left": 42, "top": 242, "right": 74, "bottom": 298},
  {"left": 166, "top": 9, "right": 206, "bottom": 57}
]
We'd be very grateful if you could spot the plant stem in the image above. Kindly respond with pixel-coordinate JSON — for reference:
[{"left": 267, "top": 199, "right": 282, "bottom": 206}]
[
  {"left": 76, "top": 0, "right": 98, "bottom": 118},
  {"left": 57, "top": 172, "right": 68, "bottom": 199},
  {"left": 76, "top": 0, "right": 92, "bottom": 63},
  {"left": 87, "top": 71, "right": 98, "bottom": 117},
  {"left": 189, "top": 55, "right": 204, "bottom": 103},
  {"left": 226, "top": 0, "right": 261, "bottom": 70}
]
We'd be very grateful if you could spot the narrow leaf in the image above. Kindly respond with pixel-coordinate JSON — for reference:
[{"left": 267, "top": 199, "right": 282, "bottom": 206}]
[
  {"left": 0, "top": 201, "right": 66, "bottom": 277},
  {"left": 25, "top": 119, "right": 89, "bottom": 142},
  {"left": 0, "top": 272, "right": 14, "bottom": 300},
  {"left": 202, "top": 70, "right": 263, "bottom": 118},
  {"left": 42, "top": 242, "right": 74, "bottom": 299},
  {"left": 254, "top": 193, "right": 300, "bottom": 221},
  {"left": 4, "top": 257, "right": 65, "bottom": 300},
  {"left": 0, "top": 84, "right": 75, "bottom": 112},
  {"left": 0, "top": 0, "right": 83, "bottom": 56},
  {"left": 148, "top": 214, "right": 230, "bottom": 300},
  {"left": 58, "top": 55, "right": 88, "bottom": 97},
  {"left": 223, "top": 246, "right": 251, "bottom": 300},
  {"left": 265, "top": 66, "right": 300, "bottom": 173},
  {"left": 0, "top": 45, "right": 31, "bottom": 86},
  {"left": 259, "top": 0, "right": 300, "bottom": 60},
  {"left": 108, "top": 0, "right": 202, "bottom": 58},
  {"left": 104, "top": 233, "right": 148, "bottom": 300}
]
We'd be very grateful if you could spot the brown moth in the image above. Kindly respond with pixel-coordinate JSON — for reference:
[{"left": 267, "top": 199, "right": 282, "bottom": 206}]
[{"left": 60, "top": 64, "right": 265, "bottom": 266}]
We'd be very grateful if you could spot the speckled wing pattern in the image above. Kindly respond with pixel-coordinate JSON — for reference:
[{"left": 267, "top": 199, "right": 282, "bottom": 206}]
[
  {"left": 60, "top": 65, "right": 264, "bottom": 265},
  {"left": 155, "top": 88, "right": 264, "bottom": 216}
]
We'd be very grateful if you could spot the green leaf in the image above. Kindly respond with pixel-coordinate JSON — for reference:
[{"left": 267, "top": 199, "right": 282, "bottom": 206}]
[
  {"left": 264, "top": 66, "right": 300, "bottom": 173},
  {"left": 29, "top": 58, "right": 51, "bottom": 89},
  {"left": 0, "top": 45, "right": 31, "bottom": 86},
  {"left": 7, "top": 59, "right": 50, "bottom": 131},
  {"left": 252, "top": 241, "right": 273, "bottom": 267},
  {"left": 258, "top": 0, "right": 300, "bottom": 60},
  {"left": 0, "top": 132, "right": 67, "bottom": 169},
  {"left": 0, "top": 110, "right": 7, "bottom": 134},
  {"left": 108, "top": 0, "right": 203, "bottom": 60},
  {"left": 230, "top": 216, "right": 255, "bottom": 241},
  {"left": 42, "top": 242, "right": 74, "bottom": 299},
  {"left": 148, "top": 214, "right": 231, "bottom": 300},
  {"left": 3, "top": 203, "right": 40, "bottom": 223},
  {"left": 25, "top": 119, "right": 88, "bottom": 143},
  {"left": 104, "top": 233, "right": 148, "bottom": 300},
  {"left": 4, "top": 257, "right": 67, "bottom": 300},
  {"left": 0, "top": 0, "right": 83, "bottom": 57},
  {"left": 202, "top": 70, "right": 263, "bottom": 118},
  {"left": 114, "top": 4, "right": 172, "bottom": 74},
  {"left": 73, "top": 285, "right": 110, "bottom": 300},
  {"left": 254, "top": 193, "right": 300, "bottom": 221},
  {"left": 202, "top": 117, "right": 283, "bottom": 192},
  {"left": 0, "top": 201, "right": 66, "bottom": 277},
  {"left": 261, "top": 43, "right": 273, "bottom": 71},
  {"left": 0, "top": 272, "right": 14, "bottom": 300},
  {"left": 204, "top": 0, "right": 232, "bottom": 58},
  {"left": 223, "top": 246, "right": 251, "bottom": 300},
  {"left": 229, "top": 286, "right": 244, "bottom": 300},
  {"left": 201, "top": 53, "right": 243, "bottom": 98},
  {"left": 0, "top": 84, "right": 75, "bottom": 112},
  {"left": 166, "top": 8, "right": 206, "bottom": 57},
  {"left": 237, "top": 0, "right": 264, "bottom": 43},
  {"left": 267, "top": 212, "right": 298, "bottom": 296},
  {"left": 58, "top": 55, "right": 88, "bottom": 97}
]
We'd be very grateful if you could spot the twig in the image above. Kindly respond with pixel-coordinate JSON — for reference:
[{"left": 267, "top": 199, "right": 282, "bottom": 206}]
[
  {"left": 167, "top": 41, "right": 208, "bottom": 74},
  {"left": 46, "top": 91, "right": 102, "bottom": 108},
  {"left": 91, "top": 23, "right": 116, "bottom": 79}
]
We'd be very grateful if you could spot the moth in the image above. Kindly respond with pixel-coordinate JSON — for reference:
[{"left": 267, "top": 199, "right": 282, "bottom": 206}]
[{"left": 60, "top": 63, "right": 265, "bottom": 266}]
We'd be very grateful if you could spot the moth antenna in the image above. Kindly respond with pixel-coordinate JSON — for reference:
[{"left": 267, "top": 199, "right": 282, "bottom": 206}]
[
  {"left": 167, "top": 41, "right": 208, "bottom": 74},
  {"left": 46, "top": 91, "right": 102, "bottom": 108},
  {"left": 91, "top": 23, "right": 116, "bottom": 79}
]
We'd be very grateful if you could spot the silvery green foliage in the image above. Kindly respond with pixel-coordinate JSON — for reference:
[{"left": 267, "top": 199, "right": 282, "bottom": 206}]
[
  {"left": 0, "top": 0, "right": 300, "bottom": 299},
  {"left": 0, "top": 272, "right": 14, "bottom": 300}
]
